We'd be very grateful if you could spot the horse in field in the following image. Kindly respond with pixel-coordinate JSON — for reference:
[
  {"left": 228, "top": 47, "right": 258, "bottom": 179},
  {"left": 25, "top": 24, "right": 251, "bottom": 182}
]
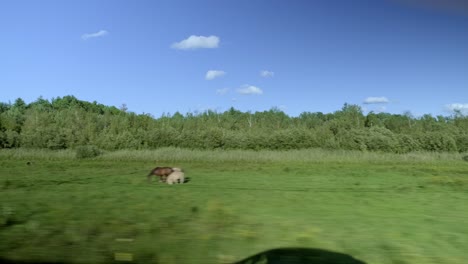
[
  {"left": 147, "top": 167, "right": 174, "bottom": 183},
  {"left": 166, "top": 171, "right": 185, "bottom": 185}
]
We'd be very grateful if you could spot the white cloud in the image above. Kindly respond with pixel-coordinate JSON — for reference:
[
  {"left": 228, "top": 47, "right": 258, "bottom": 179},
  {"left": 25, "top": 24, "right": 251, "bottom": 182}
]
[
  {"left": 260, "top": 70, "right": 274, "bottom": 78},
  {"left": 206, "top": 70, "right": 226, "bottom": 80},
  {"left": 446, "top": 103, "right": 468, "bottom": 113},
  {"left": 216, "top": 88, "right": 229, "bottom": 95},
  {"left": 376, "top": 106, "right": 387, "bottom": 112},
  {"left": 171, "top": 35, "right": 220, "bottom": 50},
  {"left": 81, "top": 30, "right": 109, "bottom": 40},
  {"left": 363, "top": 97, "right": 390, "bottom": 104},
  {"left": 237, "top": 85, "right": 263, "bottom": 95}
]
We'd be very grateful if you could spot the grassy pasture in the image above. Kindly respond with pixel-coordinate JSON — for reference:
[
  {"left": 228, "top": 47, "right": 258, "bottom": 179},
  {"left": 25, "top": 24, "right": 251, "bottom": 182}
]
[{"left": 1, "top": 148, "right": 468, "bottom": 264}]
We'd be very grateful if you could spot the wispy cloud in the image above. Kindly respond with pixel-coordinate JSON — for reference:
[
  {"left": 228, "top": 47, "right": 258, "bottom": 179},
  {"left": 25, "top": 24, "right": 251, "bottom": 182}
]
[
  {"left": 171, "top": 35, "right": 220, "bottom": 50},
  {"left": 216, "top": 88, "right": 229, "bottom": 95},
  {"left": 377, "top": 106, "right": 387, "bottom": 112},
  {"left": 81, "top": 30, "right": 109, "bottom": 40},
  {"left": 446, "top": 103, "right": 468, "bottom": 113},
  {"left": 363, "top": 97, "right": 390, "bottom": 104},
  {"left": 237, "top": 85, "right": 263, "bottom": 95},
  {"left": 206, "top": 70, "right": 226, "bottom": 80},
  {"left": 260, "top": 70, "right": 274, "bottom": 78}
]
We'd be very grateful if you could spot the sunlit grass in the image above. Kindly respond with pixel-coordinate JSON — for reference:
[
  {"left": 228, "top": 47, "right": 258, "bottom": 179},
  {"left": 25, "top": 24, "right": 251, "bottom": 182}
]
[
  {"left": 0, "top": 148, "right": 75, "bottom": 160},
  {"left": 1, "top": 151, "right": 468, "bottom": 263},
  {"left": 99, "top": 148, "right": 468, "bottom": 164},
  {"left": 1, "top": 148, "right": 466, "bottom": 164}
]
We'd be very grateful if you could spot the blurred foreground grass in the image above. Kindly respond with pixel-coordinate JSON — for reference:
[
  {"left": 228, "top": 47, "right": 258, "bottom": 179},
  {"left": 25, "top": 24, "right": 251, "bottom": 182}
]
[{"left": 1, "top": 149, "right": 468, "bottom": 263}]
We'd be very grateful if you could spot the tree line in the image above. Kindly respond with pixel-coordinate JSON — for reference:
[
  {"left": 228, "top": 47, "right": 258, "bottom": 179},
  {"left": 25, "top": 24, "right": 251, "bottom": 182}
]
[{"left": 1, "top": 96, "right": 467, "bottom": 153}]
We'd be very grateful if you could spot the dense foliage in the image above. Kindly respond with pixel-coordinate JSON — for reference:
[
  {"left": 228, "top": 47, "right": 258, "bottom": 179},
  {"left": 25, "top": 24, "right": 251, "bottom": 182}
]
[{"left": 1, "top": 96, "right": 467, "bottom": 153}]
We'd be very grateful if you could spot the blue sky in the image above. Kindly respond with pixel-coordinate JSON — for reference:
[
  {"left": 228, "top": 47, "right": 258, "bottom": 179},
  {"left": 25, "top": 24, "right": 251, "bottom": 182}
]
[{"left": 1, "top": 0, "right": 467, "bottom": 117}]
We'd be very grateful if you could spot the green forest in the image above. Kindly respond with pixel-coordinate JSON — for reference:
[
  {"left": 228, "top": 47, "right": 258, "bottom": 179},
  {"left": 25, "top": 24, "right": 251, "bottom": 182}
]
[{"left": 1, "top": 95, "right": 467, "bottom": 153}]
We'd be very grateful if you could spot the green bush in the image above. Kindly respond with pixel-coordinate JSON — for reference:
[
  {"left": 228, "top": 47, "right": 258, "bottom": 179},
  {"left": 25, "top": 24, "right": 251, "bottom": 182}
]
[
  {"left": 0, "top": 131, "right": 5, "bottom": 148},
  {"left": 337, "top": 129, "right": 367, "bottom": 151},
  {"left": 3, "top": 130, "right": 21, "bottom": 148},
  {"left": 365, "top": 127, "right": 397, "bottom": 152},
  {"left": 243, "top": 132, "right": 268, "bottom": 150},
  {"left": 395, "top": 134, "right": 421, "bottom": 154},
  {"left": 47, "top": 133, "right": 68, "bottom": 150},
  {"left": 455, "top": 134, "right": 468, "bottom": 152},
  {"left": 417, "top": 132, "right": 457, "bottom": 152},
  {"left": 223, "top": 131, "right": 245, "bottom": 149},
  {"left": 200, "top": 128, "right": 225, "bottom": 149},
  {"left": 270, "top": 130, "right": 295, "bottom": 150},
  {"left": 314, "top": 127, "right": 338, "bottom": 149},
  {"left": 147, "top": 127, "right": 179, "bottom": 149},
  {"left": 177, "top": 129, "right": 202, "bottom": 149},
  {"left": 75, "top": 145, "right": 102, "bottom": 159}
]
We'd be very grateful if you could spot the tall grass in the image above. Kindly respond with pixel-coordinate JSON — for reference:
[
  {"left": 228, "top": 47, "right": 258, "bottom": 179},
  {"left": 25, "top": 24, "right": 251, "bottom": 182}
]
[
  {"left": 101, "top": 148, "right": 467, "bottom": 164},
  {"left": 2, "top": 148, "right": 465, "bottom": 164},
  {"left": 0, "top": 148, "right": 75, "bottom": 160}
]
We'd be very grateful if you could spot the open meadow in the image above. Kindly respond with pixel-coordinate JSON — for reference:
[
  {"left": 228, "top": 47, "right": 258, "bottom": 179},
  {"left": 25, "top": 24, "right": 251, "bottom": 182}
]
[{"left": 1, "top": 148, "right": 468, "bottom": 264}]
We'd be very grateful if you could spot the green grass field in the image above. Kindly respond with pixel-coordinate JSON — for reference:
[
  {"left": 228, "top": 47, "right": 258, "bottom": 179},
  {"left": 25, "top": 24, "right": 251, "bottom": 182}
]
[{"left": 1, "top": 149, "right": 468, "bottom": 264}]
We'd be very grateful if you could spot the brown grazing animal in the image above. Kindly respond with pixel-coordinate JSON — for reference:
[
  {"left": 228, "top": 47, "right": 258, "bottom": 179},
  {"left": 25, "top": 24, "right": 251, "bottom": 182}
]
[{"left": 147, "top": 167, "right": 174, "bottom": 183}]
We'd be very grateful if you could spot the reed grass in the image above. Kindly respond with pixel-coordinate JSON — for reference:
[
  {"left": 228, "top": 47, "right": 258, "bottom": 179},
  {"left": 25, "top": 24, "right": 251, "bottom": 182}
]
[
  {"left": 1, "top": 148, "right": 465, "bottom": 164},
  {"left": 0, "top": 148, "right": 75, "bottom": 160}
]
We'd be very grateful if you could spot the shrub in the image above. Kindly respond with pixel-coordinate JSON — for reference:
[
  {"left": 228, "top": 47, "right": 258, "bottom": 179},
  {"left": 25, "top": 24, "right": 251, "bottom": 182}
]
[
  {"left": 270, "top": 130, "right": 295, "bottom": 150},
  {"left": 337, "top": 129, "right": 367, "bottom": 151},
  {"left": 3, "top": 130, "right": 21, "bottom": 148},
  {"left": 395, "top": 134, "right": 421, "bottom": 154},
  {"left": 417, "top": 132, "right": 457, "bottom": 152},
  {"left": 200, "top": 128, "right": 225, "bottom": 149},
  {"left": 75, "top": 145, "right": 102, "bottom": 159},
  {"left": 146, "top": 127, "right": 179, "bottom": 149},
  {"left": 47, "top": 133, "right": 68, "bottom": 150},
  {"left": 314, "top": 127, "right": 338, "bottom": 149},
  {"left": 455, "top": 134, "right": 468, "bottom": 152},
  {"left": 244, "top": 132, "right": 270, "bottom": 150},
  {"left": 0, "top": 131, "right": 5, "bottom": 148},
  {"left": 365, "top": 127, "right": 397, "bottom": 152},
  {"left": 222, "top": 131, "right": 245, "bottom": 149}
]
